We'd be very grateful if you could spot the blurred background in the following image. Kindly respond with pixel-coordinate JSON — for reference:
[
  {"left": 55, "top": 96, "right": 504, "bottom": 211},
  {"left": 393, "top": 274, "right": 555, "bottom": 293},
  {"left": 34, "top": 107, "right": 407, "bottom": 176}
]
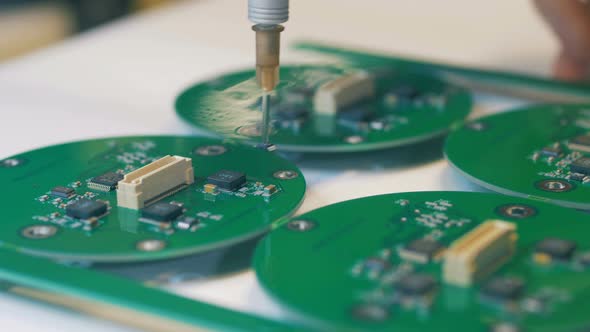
[{"left": 0, "top": 0, "right": 172, "bottom": 62}]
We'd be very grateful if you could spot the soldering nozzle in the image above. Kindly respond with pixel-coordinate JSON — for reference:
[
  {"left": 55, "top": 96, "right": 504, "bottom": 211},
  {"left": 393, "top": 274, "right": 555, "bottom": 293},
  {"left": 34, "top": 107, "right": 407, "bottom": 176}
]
[{"left": 253, "top": 24, "right": 284, "bottom": 92}]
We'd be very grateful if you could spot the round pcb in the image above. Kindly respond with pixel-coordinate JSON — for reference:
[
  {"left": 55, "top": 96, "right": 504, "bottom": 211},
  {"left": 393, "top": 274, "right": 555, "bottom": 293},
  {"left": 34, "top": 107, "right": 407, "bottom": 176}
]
[
  {"left": 176, "top": 65, "right": 472, "bottom": 152},
  {"left": 445, "top": 104, "right": 590, "bottom": 209},
  {"left": 0, "top": 136, "right": 305, "bottom": 262},
  {"left": 254, "top": 191, "right": 590, "bottom": 332}
]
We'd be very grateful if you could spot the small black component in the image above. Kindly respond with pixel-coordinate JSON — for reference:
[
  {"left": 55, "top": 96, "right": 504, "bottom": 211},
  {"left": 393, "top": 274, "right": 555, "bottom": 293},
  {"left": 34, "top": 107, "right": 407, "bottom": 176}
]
[
  {"left": 50, "top": 186, "right": 75, "bottom": 199},
  {"left": 206, "top": 170, "right": 247, "bottom": 191},
  {"left": 362, "top": 257, "right": 390, "bottom": 273},
  {"left": 578, "top": 253, "right": 590, "bottom": 267},
  {"left": 89, "top": 172, "right": 124, "bottom": 191},
  {"left": 142, "top": 202, "right": 183, "bottom": 222},
  {"left": 570, "top": 172, "right": 586, "bottom": 181},
  {"left": 535, "top": 238, "right": 577, "bottom": 261},
  {"left": 390, "top": 85, "right": 422, "bottom": 101},
  {"left": 338, "top": 104, "right": 374, "bottom": 123},
  {"left": 396, "top": 273, "right": 437, "bottom": 296},
  {"left": 66, "top": 199, "right": 108, "bottom": 219},
  {"left": 399, "top": 238, "right": 444, "bottom": 263},
  {"left": 273, "top": 104, "right": 309, "bottom": 121},
  {"left": 540, "top": 146, "right": 562, "bottom": 157},
  {"left": 481, "top": 276, "right": 525, "bottom": 301},
  {"left": 570, "top": 157, "right": 590, "bottom": 175}
]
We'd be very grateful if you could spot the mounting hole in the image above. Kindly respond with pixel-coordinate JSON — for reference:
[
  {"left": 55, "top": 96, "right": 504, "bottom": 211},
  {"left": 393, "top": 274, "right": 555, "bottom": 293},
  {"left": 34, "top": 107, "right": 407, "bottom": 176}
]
[
  {"left": 536, "top": 179, "right": 574, "bottom": 193},
  {"left": 345, "top": 136, "right": 364, "bottom": 144},
  {"left": 273, "top": 170, "right": 299, "bottom": 180},
  {"left": 21, "top": 225, "right": 58, "bottom": 239},
  {"left": 195, "top": 145, "right": 227, "bottom": 156},
  {"left": 286, "top": 220, "right": 316, "bottom": 232},
  {"left": 137, "top": 239, "right": 167, "bottom": 252},
  {"left": 1, "top": 158, "right": 26, "bottom": 168},
  {"left": 351, "top": 304, "right": 390, "bottom": 322},
  {"left": 496, "top": 204, "right": 537, "bottom": 219}
]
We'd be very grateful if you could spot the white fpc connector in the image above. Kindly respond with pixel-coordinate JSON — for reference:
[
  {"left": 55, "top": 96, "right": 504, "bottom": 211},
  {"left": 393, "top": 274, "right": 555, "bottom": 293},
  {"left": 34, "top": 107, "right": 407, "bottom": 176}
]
[
  {"left": 313, "top": 71, "right": 375, "bottom": 116},
  {"left": 443, "top": 220, "right": 517, "bottom": 287},
  {"left": 117, "top": 155, "right": 194, "bottom": 210}
]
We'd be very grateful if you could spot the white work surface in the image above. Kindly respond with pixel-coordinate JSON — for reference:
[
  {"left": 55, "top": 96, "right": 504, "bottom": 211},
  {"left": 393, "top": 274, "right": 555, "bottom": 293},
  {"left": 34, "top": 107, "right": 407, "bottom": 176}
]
[{"left": 0, "top": 0, "right": 560, "bottom": 331}]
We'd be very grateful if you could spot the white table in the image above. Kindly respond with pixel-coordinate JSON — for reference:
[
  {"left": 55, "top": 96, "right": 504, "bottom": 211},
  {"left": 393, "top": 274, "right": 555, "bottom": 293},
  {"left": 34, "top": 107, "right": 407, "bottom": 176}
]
[{"left": 0, "top": 0, "right": 559, "bottom": 330}]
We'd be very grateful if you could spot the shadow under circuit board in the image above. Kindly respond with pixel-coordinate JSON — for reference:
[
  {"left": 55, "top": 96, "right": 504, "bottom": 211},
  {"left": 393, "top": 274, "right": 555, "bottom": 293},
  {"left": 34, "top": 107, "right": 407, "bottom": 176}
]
[
  {"left": 0, "top": 136, "right": 305, "bottom": 262},
  {"left": 445, "top": 104, "right": 590, "bottom": 210},
  {"left": 254, "top": 191, "right": 590, "bottom": 332},
  {"left": 175, "top": 64, "right": 472, "bottom": 153}
]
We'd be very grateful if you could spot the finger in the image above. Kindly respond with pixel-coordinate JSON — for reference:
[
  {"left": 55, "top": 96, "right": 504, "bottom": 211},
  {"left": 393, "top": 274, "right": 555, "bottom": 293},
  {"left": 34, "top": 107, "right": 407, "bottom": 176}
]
[
  {"left": 554, "top": 50, "right": 590, "bottom": 81},
  {"left": 534, "top": 0, "right": 590, "bottom": 80}
]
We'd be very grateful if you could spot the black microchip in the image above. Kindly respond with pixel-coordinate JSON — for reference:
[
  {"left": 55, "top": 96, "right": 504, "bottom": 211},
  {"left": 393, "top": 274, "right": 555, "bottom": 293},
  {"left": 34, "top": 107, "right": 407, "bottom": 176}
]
[
  {"left": 142, "top": 202, "right": 183, "bottom": 222},
  {"left": 540, "top": 146, "right": 562, "bottom": 157},
  {"left": 570, "top": 157, "right": 590, "bottom": 175},
  {"left": 570, "top": 172, "right": 586, "bottom": 181},
  {"left": 338, "top": 104, "right": 374, "bottom": 123},
  {"left": 89, "top": 172, "right": 124, "bottom": 191},
  {"left": 535, "top": 238, "right": 577, "bottom": 261},
  {"left": 481, "top": 276, "right": 525, "bottom": 301},
  {"left": 390, "top": 85, "right": 422, "bottom": 101},
  {"left": 207, "top": 170, "right": 247, "bottom": 191},
  {"left": 399, "top": 238, "right": 444, "bottom": 263},
  {"left": 66, "top": 199, "right": 108, "bottom": 219},
  {"left": 273, "top": 104, "right": 309, "bottom": 121},
  {"left": 396, "top": 273, "right": 437, "bottom": 296},
  {"left": 51, "top": 186, "right": 75, "bottom": 198},
  {"left": 578, "top": 253, "right": 590, "bottom": 267}
]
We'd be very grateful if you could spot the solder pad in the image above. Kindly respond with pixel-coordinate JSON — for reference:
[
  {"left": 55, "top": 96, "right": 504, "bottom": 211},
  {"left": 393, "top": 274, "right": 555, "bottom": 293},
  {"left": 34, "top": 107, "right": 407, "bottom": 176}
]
[
  {"left": 253, "top": 191, "right": 590, "bottom": 331},
  {"left": 0, "top": 136, "right": 305, "bottom": 262},
  {"left": 445, "top": 104, "right": 590, "bottom": 209},
  {"left": 175, "top": 63, "right": 472, "bottom": 153}
]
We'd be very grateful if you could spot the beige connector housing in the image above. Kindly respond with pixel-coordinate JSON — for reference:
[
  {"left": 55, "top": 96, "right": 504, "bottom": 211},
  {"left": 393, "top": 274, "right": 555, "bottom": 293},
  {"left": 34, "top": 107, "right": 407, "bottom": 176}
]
[
  {"left": 117, "top": 155, "right": 194, "bottom": 210},
  {"left": 443, "top": 220, "right": 517, "bottom": 287},
  {"left": 313, "top": 71, "right": 375, "bottom": 116}
]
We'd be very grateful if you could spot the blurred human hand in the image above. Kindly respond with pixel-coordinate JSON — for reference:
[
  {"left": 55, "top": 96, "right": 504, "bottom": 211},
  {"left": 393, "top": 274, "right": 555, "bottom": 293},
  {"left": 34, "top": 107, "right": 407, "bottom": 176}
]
[{"left": 535, "top": 0, "right": 590, "bottom": 81}]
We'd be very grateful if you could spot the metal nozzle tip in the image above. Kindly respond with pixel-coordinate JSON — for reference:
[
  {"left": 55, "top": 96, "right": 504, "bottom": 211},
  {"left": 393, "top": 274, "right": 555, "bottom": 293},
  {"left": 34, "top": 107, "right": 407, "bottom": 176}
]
[{"left": 257, "top": 66, "right": 279, "bottom": 92}]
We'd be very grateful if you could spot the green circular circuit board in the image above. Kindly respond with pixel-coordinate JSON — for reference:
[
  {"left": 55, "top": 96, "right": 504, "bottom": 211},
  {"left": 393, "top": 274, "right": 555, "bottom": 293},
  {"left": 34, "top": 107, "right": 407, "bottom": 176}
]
[
  {"left": 0, "top": 136, "right": 305, "bottom": 263},
  {"left": 254, "top": 191, "right": 590, "bottom": 332},
  {"left": 176, "top": 65, "right": 472, "bottom": 152},
  {"left": 445, "top": 104, "right": 590, "bottom": 210}
]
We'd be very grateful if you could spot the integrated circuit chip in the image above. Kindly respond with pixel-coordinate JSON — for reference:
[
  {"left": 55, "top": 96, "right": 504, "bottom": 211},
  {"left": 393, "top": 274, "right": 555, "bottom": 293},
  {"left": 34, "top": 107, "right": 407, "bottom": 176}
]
[
  {"left": 89, "top": 172, "right": 124, "bottom": 192},
  {"left": 396, "top": 273, "right": 437, "bottom": 296},
  {"left": 568, "top": 134, "right": 590, "bottom": 153},
  {"left": 206, "top": 170, "right": 246, "bottom": 191},
  {"left": 50, "top": 186, "right": 75, "bottom": 199},
  {"left": 480, "top": 276, "right": 525, "bottom": 301},
  {"left": 540, "top": 146, "right": 562, "bottom": 157},
  {"left": 535, "top": 238, "right": 577, "bottom": 262},
  {"left": 141, "top": 202, "right": 183, "bottom": 222},
  {"left": 66, "top": 199, "right": 108, "bottom": 219},
  {"left": 399, "top": 238, "right": 444, "bottom": 263},
  {"left": 338, "top": 104, "right": 374, "bottom": 123},
  {"left": 569, "top": 173, "right": 586, "bottom": 182},
  {"left": 570, "top": 157, "right": 590, "bottom": 175},
  {"left": 273, "top": 104, "right": 309, "bottom": 122}
]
